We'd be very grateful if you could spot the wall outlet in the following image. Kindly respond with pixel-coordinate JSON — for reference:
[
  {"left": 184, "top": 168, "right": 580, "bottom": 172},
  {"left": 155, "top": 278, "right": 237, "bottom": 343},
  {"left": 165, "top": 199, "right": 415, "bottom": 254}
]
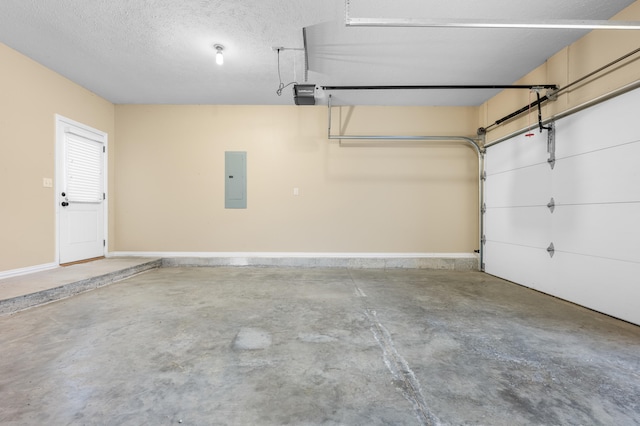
[{"left": 43, "top": 178, "right": 53, "bottom": 188}]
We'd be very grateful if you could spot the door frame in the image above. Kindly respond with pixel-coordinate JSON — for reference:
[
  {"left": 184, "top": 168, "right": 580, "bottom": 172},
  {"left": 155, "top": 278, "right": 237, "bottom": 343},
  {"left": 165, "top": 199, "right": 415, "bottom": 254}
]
[{"left": 55, "top": 114, "right": 108, "bottom": 265}]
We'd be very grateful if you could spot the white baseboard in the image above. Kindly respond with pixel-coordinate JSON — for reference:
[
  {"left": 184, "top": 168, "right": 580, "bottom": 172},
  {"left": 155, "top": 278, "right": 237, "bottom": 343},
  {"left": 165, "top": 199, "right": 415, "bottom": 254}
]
[
  {"left": 108, "top": 252, "right": 479, "bottom": 270},
  {"left": 0, "top": 262, "right": 59, "bottom": 280},
  {"left": 109, "top": 251, "right": 477, "bottom": 259}
]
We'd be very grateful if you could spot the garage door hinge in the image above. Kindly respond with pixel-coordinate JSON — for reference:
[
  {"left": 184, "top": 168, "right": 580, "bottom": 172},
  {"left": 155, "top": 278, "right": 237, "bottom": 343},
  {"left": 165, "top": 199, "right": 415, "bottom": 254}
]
[
  {"left": 103, "top": 193, "right": 106, "bottom": 200},
  {"left": 103, "top": 146, "right": 105, "bottom": 153},
  {"left": 481, "top": 171, "right": 487, "bottom": 181},
  {"left": 481, "top": 203, "right": 486, "bottom": 214},
  {"left": 481, "top": 235, "right": 486, "bottom": 245},
  {"left": 547, "top": 122, "right": 555, "bottom": 170},
  {"left": 547, "top": 197, "right": 555, "bottom": 213},
  {"left": 103, "top": 240, "right": 106, "bottom": 247},
  {"left": 546, "top": 242, "right": 555, "bottom": 258}
]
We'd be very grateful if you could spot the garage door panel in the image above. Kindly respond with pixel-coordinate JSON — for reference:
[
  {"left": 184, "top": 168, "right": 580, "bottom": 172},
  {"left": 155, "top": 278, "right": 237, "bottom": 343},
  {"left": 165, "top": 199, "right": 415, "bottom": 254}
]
[
  {"left": 554, "top": 141, "right": 640, "bottom": 204},
  {"left": 485, "top": 131, "right": 548, "bottom": 175},
  {"left": 484, "top": 242, "right": 552, "bottom": 291},
  {"left": 550, "top": 252, "right": 640, "bottom": 325},
  {"left": 484, "top": 87, "right": 640, "bottom": 326},
  {"left": 555, "top": 89, "right": 640, "bottom": 157},
  {"left": 553, "top": 204, "right": 640, "bottom": 264},
  {"left": 485, "top": 207, "right": 551, "bottom": 249},
  {"left": 485, "top": 164, "right": 551, "bottom": 208}
]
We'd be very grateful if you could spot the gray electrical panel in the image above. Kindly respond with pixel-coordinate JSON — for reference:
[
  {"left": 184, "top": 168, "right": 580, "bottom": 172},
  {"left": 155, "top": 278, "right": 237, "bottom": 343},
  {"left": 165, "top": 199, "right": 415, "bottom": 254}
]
[{"left": 225, "top": 151, "right": 247, "bottom": 209}]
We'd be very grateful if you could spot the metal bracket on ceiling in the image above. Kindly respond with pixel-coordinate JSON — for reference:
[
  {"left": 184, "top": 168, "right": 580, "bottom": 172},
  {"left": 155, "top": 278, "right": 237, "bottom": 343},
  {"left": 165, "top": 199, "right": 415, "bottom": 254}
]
[
  {"left": 344, "top": 15, "right": 640, "bottom": 30},
  {"left": 344, "top": 0, "right": 640, "bottom": 30}
]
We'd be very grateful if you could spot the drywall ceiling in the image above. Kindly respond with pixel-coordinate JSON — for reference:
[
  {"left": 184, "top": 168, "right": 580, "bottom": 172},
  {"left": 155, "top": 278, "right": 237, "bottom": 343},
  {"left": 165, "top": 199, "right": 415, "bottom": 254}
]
[{"left": 0, "top": 0, "right": 635, "bottom": 106}]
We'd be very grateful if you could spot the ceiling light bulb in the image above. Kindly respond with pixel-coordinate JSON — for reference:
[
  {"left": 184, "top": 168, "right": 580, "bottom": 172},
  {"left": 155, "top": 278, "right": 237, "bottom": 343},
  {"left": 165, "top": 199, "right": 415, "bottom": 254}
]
[{"left": 214, "top": 44, "right": 224, "bottom": 66}]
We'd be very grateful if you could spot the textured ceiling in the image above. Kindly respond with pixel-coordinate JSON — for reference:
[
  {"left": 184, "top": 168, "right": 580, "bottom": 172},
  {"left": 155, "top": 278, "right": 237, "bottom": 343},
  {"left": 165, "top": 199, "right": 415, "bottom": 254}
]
[{"left": 0, "top": 0, "right": 635, "bottom": 106}]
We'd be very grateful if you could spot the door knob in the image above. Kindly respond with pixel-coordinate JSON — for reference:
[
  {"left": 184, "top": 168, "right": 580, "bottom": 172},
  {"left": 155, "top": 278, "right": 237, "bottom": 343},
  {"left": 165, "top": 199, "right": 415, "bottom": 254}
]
[{"left": 61, "top": 201, "right": 69, "bottom": 207}]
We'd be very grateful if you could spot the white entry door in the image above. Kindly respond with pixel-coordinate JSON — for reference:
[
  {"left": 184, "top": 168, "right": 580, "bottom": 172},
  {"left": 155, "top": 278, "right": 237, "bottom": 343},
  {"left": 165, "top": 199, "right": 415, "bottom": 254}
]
[{"left": 56, "top": 116, "right": 107, "bottom": 264}]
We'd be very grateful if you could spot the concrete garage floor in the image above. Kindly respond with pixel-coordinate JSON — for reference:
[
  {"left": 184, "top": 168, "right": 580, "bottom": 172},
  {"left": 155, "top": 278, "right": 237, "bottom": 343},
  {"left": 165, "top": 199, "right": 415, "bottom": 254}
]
[{"left": 1, "top": 267, "right": 639, "bottom": 425}]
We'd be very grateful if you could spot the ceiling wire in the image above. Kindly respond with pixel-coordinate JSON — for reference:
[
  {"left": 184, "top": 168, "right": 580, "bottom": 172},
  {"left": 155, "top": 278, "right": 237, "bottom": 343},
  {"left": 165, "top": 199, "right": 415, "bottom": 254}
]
[{"left": 275, "top": 48, "right": 299, "bottom": 97}]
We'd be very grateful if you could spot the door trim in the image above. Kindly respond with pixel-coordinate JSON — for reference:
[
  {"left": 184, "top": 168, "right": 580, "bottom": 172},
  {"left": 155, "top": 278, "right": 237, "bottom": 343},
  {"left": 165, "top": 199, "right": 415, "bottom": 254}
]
[{"left": 55, "top": 114, "right": 108, "bottom": 265}]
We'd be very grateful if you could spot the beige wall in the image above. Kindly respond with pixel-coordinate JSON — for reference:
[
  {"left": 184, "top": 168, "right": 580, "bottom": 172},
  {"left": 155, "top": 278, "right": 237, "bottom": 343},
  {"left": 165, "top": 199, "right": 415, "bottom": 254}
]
[
  {"left": 4, "top": 0, "right": 637, "bottom": 272},
  {"left": 0, "top": 43, "right": 115, "bottom": 272},
  {"left": 480, "top": 1, "right": 640, "bottom": 143},
  {"left": 114, "top": 105, "right": 480, "bottom": 253}
]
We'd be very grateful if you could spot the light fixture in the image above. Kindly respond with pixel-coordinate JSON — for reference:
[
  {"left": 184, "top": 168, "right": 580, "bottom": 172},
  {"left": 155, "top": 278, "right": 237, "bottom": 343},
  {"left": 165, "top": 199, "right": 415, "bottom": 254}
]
[{"left": 214, "top": 44, "right": 224, "bottom": 65}]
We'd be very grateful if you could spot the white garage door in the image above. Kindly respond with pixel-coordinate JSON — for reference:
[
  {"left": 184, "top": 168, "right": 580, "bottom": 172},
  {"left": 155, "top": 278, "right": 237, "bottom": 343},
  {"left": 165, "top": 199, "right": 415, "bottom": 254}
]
[{"left": 484, "top": 88, "right": 640, "bottom": 326}]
